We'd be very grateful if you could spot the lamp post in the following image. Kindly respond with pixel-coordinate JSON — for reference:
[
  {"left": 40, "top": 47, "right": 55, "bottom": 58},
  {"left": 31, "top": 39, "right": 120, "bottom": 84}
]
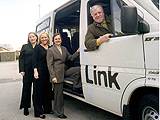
[{"left": 38, "top": 0, "right": 41, "bottom": 18}]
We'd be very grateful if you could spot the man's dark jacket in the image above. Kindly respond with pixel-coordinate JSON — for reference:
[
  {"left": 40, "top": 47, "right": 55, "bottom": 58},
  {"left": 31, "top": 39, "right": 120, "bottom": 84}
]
[{"left": 85, "top": 20, "right": 112, "bottom": 51}]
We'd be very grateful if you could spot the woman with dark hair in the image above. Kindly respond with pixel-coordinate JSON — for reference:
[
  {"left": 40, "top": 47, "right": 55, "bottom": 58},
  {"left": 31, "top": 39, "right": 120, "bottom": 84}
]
[
  {"left": 33, "top": 32, "right": 53, "bottom": 119},
  {"left": 19, "top": 32, "right": 38, "bottom": 116},
  {"left": 47, "top": 33, "right": 80, "bottom": 119}
]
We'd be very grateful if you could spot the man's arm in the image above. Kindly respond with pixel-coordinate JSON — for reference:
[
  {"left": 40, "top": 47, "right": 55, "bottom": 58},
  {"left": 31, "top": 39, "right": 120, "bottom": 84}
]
[
  {"left": 85, "top": 26, "right": 112, "bottom": 51},
  {"left": 85, "top": 26, "right": 98, "bottom": 51}
]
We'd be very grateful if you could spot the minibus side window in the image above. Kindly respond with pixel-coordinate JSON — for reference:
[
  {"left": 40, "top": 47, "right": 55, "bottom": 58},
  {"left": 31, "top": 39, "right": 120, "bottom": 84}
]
[
  {"left": 151, "top": 0, "right": 159, "bottom": 9},
  {"left": 87, "top": 0, "right": 111, "bottom": 25},
  {"left": 111, "top": 0, "right": 149, "bottom": 36}
]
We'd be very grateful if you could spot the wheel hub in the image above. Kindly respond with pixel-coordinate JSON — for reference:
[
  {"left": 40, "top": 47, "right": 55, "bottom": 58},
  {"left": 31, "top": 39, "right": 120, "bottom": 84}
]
[{"left": 142, "top": 106, "right": 159, "bottom": 120}]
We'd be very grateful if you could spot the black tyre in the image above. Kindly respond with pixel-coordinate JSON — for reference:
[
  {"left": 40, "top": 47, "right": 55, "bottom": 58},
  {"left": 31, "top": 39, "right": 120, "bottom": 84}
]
[{"left": 137, "top": 94, "right": 159, "bottom": 120}]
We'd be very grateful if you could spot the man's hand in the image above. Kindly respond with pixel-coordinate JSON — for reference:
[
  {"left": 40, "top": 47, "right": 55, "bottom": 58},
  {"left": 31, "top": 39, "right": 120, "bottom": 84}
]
[{"left": 99, "top": 33, "right": 112, "bottom": 44}]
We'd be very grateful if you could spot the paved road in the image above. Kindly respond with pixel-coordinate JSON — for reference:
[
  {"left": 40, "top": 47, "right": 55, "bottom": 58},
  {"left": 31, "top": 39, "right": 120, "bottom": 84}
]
[
  {"left": 0, "top": 61, "right": 21, "bottom": 83},
  {"left": 0, "top": 61, "right": 123, "bottom": 120}
]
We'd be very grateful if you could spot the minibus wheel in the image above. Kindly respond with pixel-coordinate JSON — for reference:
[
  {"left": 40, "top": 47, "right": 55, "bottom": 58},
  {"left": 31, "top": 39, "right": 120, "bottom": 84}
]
[{"left": 138, "top": 94, "right": 159, "bottom": 120}]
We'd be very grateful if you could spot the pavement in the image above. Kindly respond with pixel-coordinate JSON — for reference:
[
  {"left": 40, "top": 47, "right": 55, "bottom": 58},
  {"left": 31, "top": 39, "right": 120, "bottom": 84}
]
[
  {"left": 0, "top": 61, "right": 122, "bottom": 120},
  {"left": 0, "top": 61, "right": 21, "bottom": 83},
  {"left": 0, "top": 61, "right": 58, "bottom": 120}
]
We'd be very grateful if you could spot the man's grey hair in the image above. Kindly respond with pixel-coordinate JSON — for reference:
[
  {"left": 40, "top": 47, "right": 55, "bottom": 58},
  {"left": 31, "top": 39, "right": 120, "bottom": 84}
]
[{"left": 90, "top": 4, "right": 104, "bottom": 15}]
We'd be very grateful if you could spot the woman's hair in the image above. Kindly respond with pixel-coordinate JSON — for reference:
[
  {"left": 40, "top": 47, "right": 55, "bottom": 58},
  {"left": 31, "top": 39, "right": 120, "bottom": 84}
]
[
  {"left": 52, "top": 33, "right": 62, "bottom": 43},
  {"left": 39, "top": 32, "right": 50, "bottom": 45},
  {"left": 27, "top": 32, "right": 38, "bottom": 43}
]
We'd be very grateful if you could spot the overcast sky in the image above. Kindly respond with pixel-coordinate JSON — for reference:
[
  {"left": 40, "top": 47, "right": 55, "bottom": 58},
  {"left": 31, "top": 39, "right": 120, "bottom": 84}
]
[{"left": 0, "top": 0, "right": 69, "bottom": 50}]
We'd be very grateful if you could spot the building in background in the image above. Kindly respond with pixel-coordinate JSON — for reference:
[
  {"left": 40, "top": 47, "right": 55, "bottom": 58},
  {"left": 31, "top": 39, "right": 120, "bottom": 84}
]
[{"left": 0, "top": 44, "right": 16, "bottom": 62}]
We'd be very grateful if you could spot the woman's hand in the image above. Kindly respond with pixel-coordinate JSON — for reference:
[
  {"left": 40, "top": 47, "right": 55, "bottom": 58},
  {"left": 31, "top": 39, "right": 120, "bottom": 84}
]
[
  {"left": 34, "top": 68, "right": 39, "bottom": 79},
  {"left": 20, "top": 72, "right": 25, "bottom": 76},
  {"left": 76, "top": 48, "right": 80, "bottom": 52},
  {"left": 52, "top": 77, "right": 58, "bottom": 83}
]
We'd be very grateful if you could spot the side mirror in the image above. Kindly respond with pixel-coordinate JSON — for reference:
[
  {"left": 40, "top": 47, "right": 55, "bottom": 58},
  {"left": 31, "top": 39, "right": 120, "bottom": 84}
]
[
  {"left": 138, "top": 20, "right": 150, "bottom": 34},
  {"left": 121, "top": 6, "right": 138, "bottom": 34}
]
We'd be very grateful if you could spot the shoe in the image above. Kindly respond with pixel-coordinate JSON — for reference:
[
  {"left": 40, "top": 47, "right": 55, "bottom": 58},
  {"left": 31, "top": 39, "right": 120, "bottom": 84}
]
[
  {"left": 39, "top": 114, "right": 46, "bottom": 119},
  {"left": 58, "top": 114, "right": 67, "bottom": 119},
  {"left": 24, "top": 108, "right": 29, "bottom": 116}
]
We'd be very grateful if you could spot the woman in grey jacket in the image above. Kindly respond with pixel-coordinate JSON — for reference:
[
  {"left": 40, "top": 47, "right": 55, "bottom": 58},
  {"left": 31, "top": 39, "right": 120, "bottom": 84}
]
[{"left": 47, "top": 33, "right": 80, "bottom": 119}]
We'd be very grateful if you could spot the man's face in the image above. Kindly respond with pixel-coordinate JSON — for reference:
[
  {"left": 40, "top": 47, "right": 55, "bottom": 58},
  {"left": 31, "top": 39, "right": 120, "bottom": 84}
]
[{"left": 91, "top": 7, "right": 105, "bottom": 23}]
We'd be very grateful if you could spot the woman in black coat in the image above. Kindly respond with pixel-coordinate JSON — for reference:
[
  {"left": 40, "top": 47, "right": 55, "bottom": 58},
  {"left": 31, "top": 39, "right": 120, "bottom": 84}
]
[
  {"left": 19, "top": 32, "right": 38, "bottom": 116},
  {"left": 32, "top": 32, "right": 52, "bottom": 119}
]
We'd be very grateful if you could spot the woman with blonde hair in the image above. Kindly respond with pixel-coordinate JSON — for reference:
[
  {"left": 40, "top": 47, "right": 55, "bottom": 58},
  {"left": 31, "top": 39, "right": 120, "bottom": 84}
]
[{"left": 32, "top": 32, "right": 52, "bottom": 119}]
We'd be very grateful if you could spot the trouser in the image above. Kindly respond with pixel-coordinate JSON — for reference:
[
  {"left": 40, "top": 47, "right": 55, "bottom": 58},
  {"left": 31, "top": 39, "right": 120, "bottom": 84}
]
[
  {"left": 33, "top": 73, "right": 52, "bottom": 116},
  {"left": 65, "top": 66, "right": 81, "bottom": 88},
  {"left": 20, "top": 76, "right": 33, "bottom": 109},
  {"left": 53, "top": 83, "right": 64, "bottom": 116},
  {"left": 33, "top": 79, "right": 44, "bottom": 116}
]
